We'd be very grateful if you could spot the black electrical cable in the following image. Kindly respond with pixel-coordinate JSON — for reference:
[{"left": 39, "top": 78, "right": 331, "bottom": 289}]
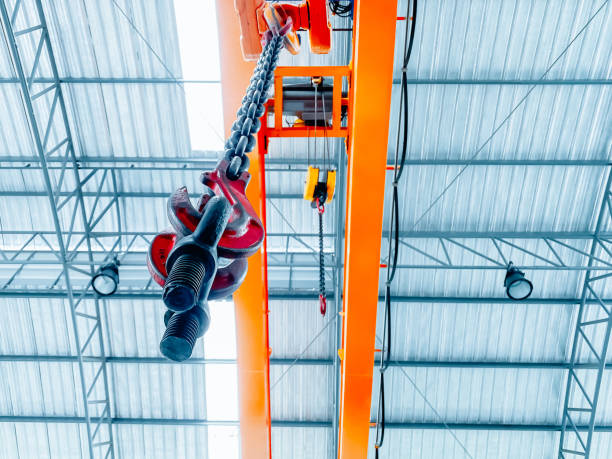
[
  {"left": 328, "top": 0, "right": 353, "bottom": 18},
  {"left": 374, "top": 1, "right": 417, "bottom": 456}
]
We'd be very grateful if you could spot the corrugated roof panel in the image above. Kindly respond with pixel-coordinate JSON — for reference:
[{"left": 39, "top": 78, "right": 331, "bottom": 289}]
[
  {"left": 0, "top": 298, "right": 76, "bottom": 356},
  {"left": 387, "top": 84, "right": 612, "bottom": 161},
  {"left": 272, "top": 426, "right": 333, "bottom": 459},
  {"left": 395, "top": 0, "right": 612, "bottom": 81},
  {"left": 0, "top": 85, "right": 35, "bottom": 157},
  {"left": 266, "top": 197, "right": 337, "bottom": 241},
  {"left": 384, "top": 165, "right": 605, "bottom": 233},
  {"left": 113, "top": 424, "right": 208, "bottom": 459},
  {"left": 66, "top": 83, "right": 192, "bottom": 158},
  {"left": 367, "top": 429, "right": 559, "bottom": 459},
  {"left": 45, "top": 0, "right": 182, "bottom": 78},
  {"left": 0, "top": 422, "right": 88, "bottom": 459},
  {"left": 270, "top": 364, "right": 334, "bottom": 422},
  {"left": 376, "top": 301, "right": 575, "bottom": 363},
  {"left": 0, "top": 361, "right": 82, "bottom": 416},
  {"left": 269, "top": 299, "right": 335, "bottom": 359},
  {"left": 387, "top": 265, "right": 582, "bottom": 299},
  {"left": 111, "top": 362, "right": 207, "bottom": 419},
  {"left": 370, "top": 367, "right": 564, "bottom": 425}
]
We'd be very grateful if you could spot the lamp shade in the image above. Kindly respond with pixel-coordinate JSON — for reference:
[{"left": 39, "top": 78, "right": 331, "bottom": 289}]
[
  {"left": 504, "top": 263, "right": 533, "bottom": 301},
  {"left": 92, "top": 262, "right": 119, "bottom": 296}
]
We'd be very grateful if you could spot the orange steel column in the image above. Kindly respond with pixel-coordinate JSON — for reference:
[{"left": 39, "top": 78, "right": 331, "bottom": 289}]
[
  {"left": 338, "top": 1, "right": 397, "bottom": 458},
  {"left": 216, "top": 2, "right": 272, "bottom": 458}
]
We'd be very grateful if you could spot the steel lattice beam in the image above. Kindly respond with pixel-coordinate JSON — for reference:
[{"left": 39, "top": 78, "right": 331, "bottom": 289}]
[
  {"left": 5, "top": 354, "right": 612, "bottom": 371},
  {"left": 2, "top": 76, "right": 612, "bottom": 85},
  {"left": 3, "top": 231, "right": 612, "bottom": 294},
  {"left": 0, "top": 2, "right": 114, "bottom": 457},
  {"left": 2, "top": 415, "right": 612, "bottom": 433},
  {"left": 2, "top": 155, "right": 609, "bottom": 168},
  {"left": 559, "top": 168, "right": 612, "bottom": 458}
]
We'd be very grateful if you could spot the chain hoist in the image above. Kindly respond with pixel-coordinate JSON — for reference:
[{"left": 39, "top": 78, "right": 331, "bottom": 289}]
[
  {"left": 303, "top": 77, "right": 336, "bottom": 316},
  {"left": 147, "top": 20, "right": 288, "bottom": 362}
]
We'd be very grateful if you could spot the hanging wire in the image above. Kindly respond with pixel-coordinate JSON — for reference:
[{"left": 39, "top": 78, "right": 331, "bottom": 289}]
[
  {"left": 374, "top": 0, "right": 417, "bottom": 457},
  {"left": 328, "top": 0, "right": 353, "bottom": 18},
  {"left": 314, "top": 81, "right": 319, "bottom": 167},
  {"left": 321, "top": 86, "right": 331, "bottom": 172}
]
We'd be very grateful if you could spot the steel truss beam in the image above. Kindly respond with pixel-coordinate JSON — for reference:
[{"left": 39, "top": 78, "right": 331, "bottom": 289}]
[
  {"left": 0, "top": 2, "right": 114, "bottom": 457},
  {"left": 4, "top": 231, "right": 612, "bottom": 294},
  {"left": 559, "top": 168, "right": 612, "bottom": 458},
  {"left": 3, "top": 415, "right": 612, "bottom": 434},
  {"left": 391, "top": 78, "right": 612, "bottom": 86},
  {"left": 0, "top": 77, "right": 219, "bottom": 84},
  {"left": 2, "top": 77, "right": 611, "bottom": 86},
  {"left": 1, "top": 156, "right": 609, "bottom": 169},
  {"left": 4, "top": 354, "right": 612, "bottom": 371},
  {"left": 5, "top": 288, "right": 612, "bottom": 308}
]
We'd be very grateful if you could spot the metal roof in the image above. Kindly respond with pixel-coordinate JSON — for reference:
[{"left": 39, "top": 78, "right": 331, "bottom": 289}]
[{"left": 0, "top": 0, "right": 611, "bottom": 458}]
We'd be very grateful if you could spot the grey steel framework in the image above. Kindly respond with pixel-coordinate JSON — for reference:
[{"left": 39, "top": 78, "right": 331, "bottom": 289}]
[
  {"left": 0, "top": 1, "right": 114, "bottom": 458},
  {"left": 559, "top": 168, "right": 612, "bottom": 458},
  {"left": 5, "top": 229, "right": 612, "bottom": 289},
  {"left": 0, "top": 2, "right": 611, "bottom": 459}
]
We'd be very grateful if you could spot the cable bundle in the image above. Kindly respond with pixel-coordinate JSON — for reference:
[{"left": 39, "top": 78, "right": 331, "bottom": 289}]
[
  {"left": 374, "top": 1, "right": 417, "bottom": 457},
  {"left": 328, "top": 0, "right": 353, "bottom": 18}
]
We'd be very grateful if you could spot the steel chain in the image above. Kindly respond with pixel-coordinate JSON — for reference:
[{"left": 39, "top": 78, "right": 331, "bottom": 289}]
[
  {"left": 224, "top": 35, "right": 285, "bottom": 179},
  {"left": 318, "top": 207, "right": 326, "bottom": 315}
]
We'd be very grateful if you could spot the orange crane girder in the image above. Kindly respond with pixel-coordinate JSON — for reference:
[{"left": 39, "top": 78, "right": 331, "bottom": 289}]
[
  {"left": 216, "top": 1, "right": 272, "bottom": 458},
  {"left": 338, "top": 1, "right": 398, "bottom": 458}
]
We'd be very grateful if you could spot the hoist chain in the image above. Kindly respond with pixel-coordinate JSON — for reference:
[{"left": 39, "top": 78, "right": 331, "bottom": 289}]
[
  {"left": 224, "top": 35, "right": 285, "bottom": 180},
  {"left": 317, "top": 199, "right": 326, "bottom": 316}
]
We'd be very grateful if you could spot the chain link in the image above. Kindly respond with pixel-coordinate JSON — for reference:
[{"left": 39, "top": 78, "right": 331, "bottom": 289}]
[
  {"left": 224, "top": 35, "right": 284, "bottom": 179},
  {"left": 318, "top": 200, "right": 326, "bottom": 315}
]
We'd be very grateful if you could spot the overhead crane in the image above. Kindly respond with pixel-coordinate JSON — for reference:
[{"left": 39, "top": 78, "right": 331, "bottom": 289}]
[
  {"left": 221, "top": 1, "right": 397, "bottom": 458},
  {"left": 147, "top": 0, "right": 396, "bottom": 457}
]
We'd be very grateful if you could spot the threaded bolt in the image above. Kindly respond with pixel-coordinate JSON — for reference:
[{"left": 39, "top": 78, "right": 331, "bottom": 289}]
[
  {"left": 163, "top": 254, "right": 206, "bottom": 312},
  {"left": 160, "top": 312, "right": 200, "bottom": 362},
  {"left": 163, "top": 309, "right": 174, "bottom": 327}
]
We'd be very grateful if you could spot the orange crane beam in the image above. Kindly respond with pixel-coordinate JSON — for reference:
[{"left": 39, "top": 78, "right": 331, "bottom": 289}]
[
  {"left": 338, "top": 1, "right": 398, "bottom": 458},
  {"left": 215, "top": 1, "right": 272, "bottom": 458}
]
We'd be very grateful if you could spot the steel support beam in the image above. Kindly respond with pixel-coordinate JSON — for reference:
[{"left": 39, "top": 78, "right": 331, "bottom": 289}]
[
  {"left": 3, "top": 229, "right": 610, "bottom": 238},
  {"left": 0, "top": 77, "right": 219, "bottom": 84},
  {"left": 3, "top": 155, "right": 610, "bottom": 170},
  {"left": 2, "top": 77, "right": 612, "bottom": 85},
  {"left": 3, "top": 415, "right": 612, "bottom": 433},
  {"left": 0, "top": 416, "right": 326, "bottom": 428},
  {"left": 382, "top": 423, "right": 612, "bottom": 432},
  {"left": 4, "top": 354, "right": 612, "bottom": 371},
  {"left": 392, "top": 78, "right": 612, "bottom": 86},
  {"left": 559, "top": 168, "right": 612, "bottom": 458},
  {"left": 0, "top": 2, "right": 114, "bottom": 457},
  {"left": 215, "top": 2, "right": 271, "bottom": 458},
  {"left": 337, "top": 2, "right": 397, "bottom": 458},
  {"left": 4, "top": 289, "right": 612, "bottom": 306},
  {"left": 0, "top": 190, "right": 302, "bottom": 199}
]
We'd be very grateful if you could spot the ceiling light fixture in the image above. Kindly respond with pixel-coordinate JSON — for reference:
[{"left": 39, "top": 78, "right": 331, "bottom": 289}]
[
  {"left": 504, "top": 262, "right": 533, "bottom": 301},
  {"left": 92, "top": 259, "right": 120, "bottom": 296}
]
